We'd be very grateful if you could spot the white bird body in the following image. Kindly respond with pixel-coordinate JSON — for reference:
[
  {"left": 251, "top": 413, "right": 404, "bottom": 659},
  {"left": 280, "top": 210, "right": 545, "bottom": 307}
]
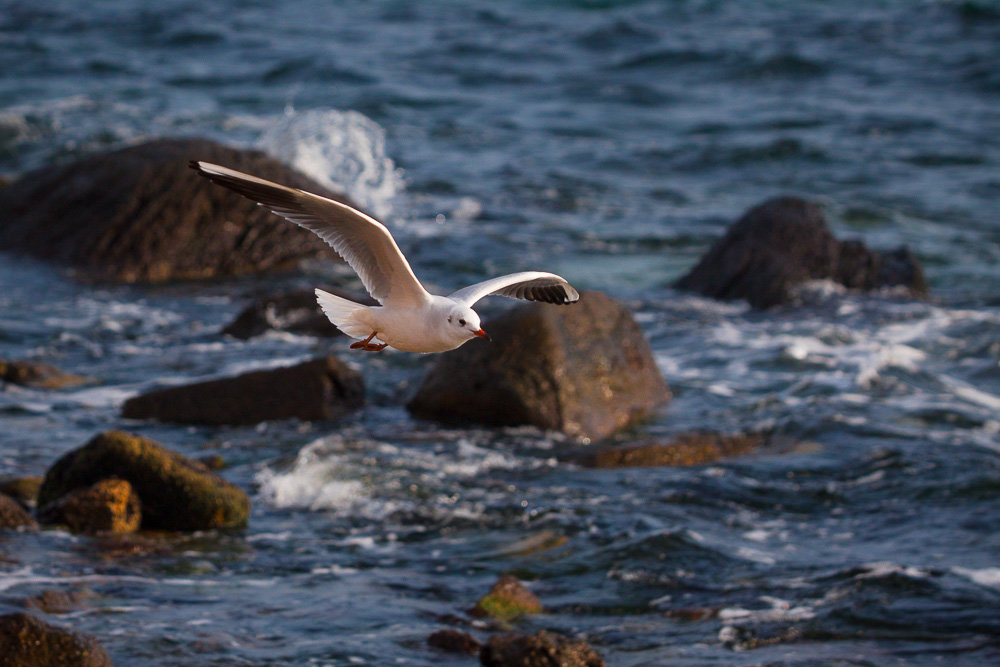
[{"left": 191, "top": 161, "right": 580, "bottom": 353}]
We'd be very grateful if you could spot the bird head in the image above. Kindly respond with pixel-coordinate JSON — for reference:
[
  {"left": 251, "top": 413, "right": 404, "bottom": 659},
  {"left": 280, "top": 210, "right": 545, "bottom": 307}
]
[{"left": 447, "top": 307, "right": 489, "bottom": 342}]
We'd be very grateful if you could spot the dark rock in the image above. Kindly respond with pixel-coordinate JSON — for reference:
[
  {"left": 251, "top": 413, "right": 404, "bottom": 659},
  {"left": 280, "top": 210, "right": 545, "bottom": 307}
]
[
  {"left": 408, "top": 291, "right": 669, "bottom": 441},
  {"left": 0, "top": 359, "right": 87, "bottom": 389},
  {"left": 674, "top": 197, "right": 928, "bottom": 308},
  {"left": 572, "top": 432, "right": 765, "bottom": 468},
  {"left": 0, "top": 612, "right": 112, "bottom": 666},
  {"left": 428, "top": 628, "right": 481, "bottom": 655},
  {"left": 198, "top": 454, "right": 227, "bottom": 471},
  {"left": 0, "top": 493, "right": 38, "bottom": 530},
  {"left": 480, "top": 631, "right": 604, "bottom": 667},
  {"left": 21, "top": 590, "right": 92, "bottom": 615},
  {"left": 0, "top": 138, "right": 354, "bottom": 283},
  {"left": 38, "top": 479, "right": 141, "bottom": 534},
  {"left": 0, "top": 476, "right": 43, "bottom": 507},
  {"left": 471, "top": 575, "right": 544, "bottom": 621},
  {"left": 222, "top": 287, "right": 375, "bottom": 339},
  {"left": 38, "top": 431, "right": 249, "bottom": 531},
  {"left": 122, "top": 355, "right": 364, "bottom": 425}
]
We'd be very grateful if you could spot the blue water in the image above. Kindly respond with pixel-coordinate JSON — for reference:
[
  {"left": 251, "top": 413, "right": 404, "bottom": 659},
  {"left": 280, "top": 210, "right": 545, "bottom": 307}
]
[{"left": 2, "top": 1, "right": 1000, "bottom": 664}]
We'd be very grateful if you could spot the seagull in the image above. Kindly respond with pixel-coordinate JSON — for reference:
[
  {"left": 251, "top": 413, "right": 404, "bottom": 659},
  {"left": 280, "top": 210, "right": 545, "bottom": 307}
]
[{"left": 191, "top": 161, "right": 580, "bottom": 353}]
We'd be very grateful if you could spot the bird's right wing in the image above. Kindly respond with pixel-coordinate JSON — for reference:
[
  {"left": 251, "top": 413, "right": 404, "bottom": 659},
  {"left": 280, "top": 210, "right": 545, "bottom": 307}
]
[
  {"left": 448, "top": 271, "right": 580, "bottom": 307},
  {"left": 191, "top": 161, "right": 430, "bottom": 308}
]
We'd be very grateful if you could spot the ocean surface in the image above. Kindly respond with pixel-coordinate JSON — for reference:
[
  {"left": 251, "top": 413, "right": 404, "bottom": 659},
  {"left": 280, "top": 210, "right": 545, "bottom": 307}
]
[{"left": 2, "top": 0, "right": 1000, "bottom": 664}]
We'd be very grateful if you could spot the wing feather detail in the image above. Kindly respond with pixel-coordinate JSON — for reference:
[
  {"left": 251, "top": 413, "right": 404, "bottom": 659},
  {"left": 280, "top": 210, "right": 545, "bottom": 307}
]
[{"left": 448, "top": 271, "right": 580, "bottom": 307}]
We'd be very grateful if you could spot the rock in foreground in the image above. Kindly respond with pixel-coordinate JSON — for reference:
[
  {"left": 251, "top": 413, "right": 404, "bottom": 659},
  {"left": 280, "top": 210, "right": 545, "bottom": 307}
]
[
  {"left": 38, "top": 479, "right": 141, "bottom": 535},
  {"left": 408, "top": 292, "right": 669, "bottom": 441},
  {"left": 0, "top": 138, "right": 352, "bottom": 283},
  {"left": 480, "top": 631, "right": 604, "bottom": 667},
  {"left": 38, "top": 431, "right": 249, "bottom": 531},
  {"left": 0, "top": 493, "right": 38, "bottom": 530},
  {"left": 221, "top": 287, "right": 375, "bottom": 339},
  {"left": 122, "top": 355, "right": 364, "bottom": 425},
  {"left": 674, "top": 197, "right": 928, "bottom": 308},
  {"left": 0, "top": 612, "right": 112, "bottom": 667}
]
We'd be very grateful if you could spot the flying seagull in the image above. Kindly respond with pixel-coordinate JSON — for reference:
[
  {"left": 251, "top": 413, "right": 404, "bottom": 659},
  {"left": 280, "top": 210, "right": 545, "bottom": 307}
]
[{"left": 191, "top": 161, "right": 580, "bottom": 353}]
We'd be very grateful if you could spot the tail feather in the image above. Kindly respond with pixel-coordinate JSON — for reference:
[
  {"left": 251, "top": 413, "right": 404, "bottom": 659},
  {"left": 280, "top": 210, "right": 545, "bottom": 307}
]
[{"left": 315, "top": 288, "right": 372, "bottom": 340}]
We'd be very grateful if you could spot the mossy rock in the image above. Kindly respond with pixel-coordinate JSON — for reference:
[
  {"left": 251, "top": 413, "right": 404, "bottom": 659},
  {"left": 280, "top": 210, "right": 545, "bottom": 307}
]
[
  {"left": 481, "top": 630, "right": 604, "bottom": 667},
  {"left": 0, "top": 493, "right": 37, "bottom": 530},
  {"left": 0, "top": 476, "right": 43, "bottom": 507},
  {"left": 38, "top": 479, "right": 142, "bottom": 535},
  {"left": 38, "top": 431, "right": 249, "bottom": 531},
  {"left": 471, "top": 575, "right": 543, "bottom": 621}
]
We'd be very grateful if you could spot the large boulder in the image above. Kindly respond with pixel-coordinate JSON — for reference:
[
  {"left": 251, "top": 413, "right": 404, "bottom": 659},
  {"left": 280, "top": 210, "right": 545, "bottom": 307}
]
[
  {"left": 121, "top": 355, "right": 364, "bottom": 425},
  {"left": 38, "top": 431, "right": 249, "bottom": 531},
  {"left": 221, "top": 287, "right": 376, "bottom": 340},
  {"left": 38, "top": 479, "right": 141, "bottom": 535},
  {"left": 0, "top": 612, "right": 112, "bottom": 667},
  {"left": 674, "top": 197, "right": 928, "bottom": 308},
  {"left": 480, "top": 631, "right": 604, "bottom": 667},
  {"left": 407, "top": 292, "right": 669, "bottom": 441},
  {"left": 0, "top": 138, "right": 353, "bottom": 283},
  {"left": 0, "top": 493, "right": 37, "bottom": 530}
]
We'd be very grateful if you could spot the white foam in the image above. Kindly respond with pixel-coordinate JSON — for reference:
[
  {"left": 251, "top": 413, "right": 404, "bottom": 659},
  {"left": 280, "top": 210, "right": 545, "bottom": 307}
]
[
  {"left": 953, "top": 566, "right": 1000, "bottom": 588},
  {"left": 256, "top": 108, "right": 403, "bottom": 220}
]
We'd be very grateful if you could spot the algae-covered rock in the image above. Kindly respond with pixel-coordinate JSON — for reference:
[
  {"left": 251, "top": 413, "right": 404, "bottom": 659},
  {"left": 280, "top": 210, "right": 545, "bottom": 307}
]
[
  {"left": 38, "top": 479, "right": 141, "bottom": 535},
  {"left": 0, "top": 359, "right": 87, "bottom": 389},
  {"left": 121, "top": 355, "right": 364, "bottom": 425},
  {"left": 0, "top": 476, "right": 43, "bottom": 507},
  {"left": 38, "top": 431, "right": 249, "bottom": 531},
  {"left": 408, "top": 291, "right": 669, "bottom": 441},
  {"left": 0, "top": 612, "right": 112, "bottom": 667},
  {"left": 573, "top": 432, "right": 766, "bottom": 468},
  {"left": 0, "top": 493, "right": 38, "bottom": 530},
  {"left": 0, "top": 138, "right": 353, "bottom": 283},
  {"left": 480, "top": 631, "right": 604, "bottom": 667},
  {"left": 471, "top": 575, "right": 544, "bottom": 621}
]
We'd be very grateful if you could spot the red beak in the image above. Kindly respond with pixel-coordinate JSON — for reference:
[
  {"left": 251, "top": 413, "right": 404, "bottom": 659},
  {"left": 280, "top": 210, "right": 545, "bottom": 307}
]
[{"left": 473, "top": 329, "right": 491, "bottom": 341}]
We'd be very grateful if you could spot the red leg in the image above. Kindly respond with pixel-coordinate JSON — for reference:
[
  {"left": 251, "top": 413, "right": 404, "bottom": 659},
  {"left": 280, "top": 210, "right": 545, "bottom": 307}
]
[{"left": 350, "top": 332, "right": 377, "bottom": 349}]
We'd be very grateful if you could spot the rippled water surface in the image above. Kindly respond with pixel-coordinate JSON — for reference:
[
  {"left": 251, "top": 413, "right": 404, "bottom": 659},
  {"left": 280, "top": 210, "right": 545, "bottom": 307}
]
[{"left": 2, "top": 1, "right": 1000, "bottom": 664}]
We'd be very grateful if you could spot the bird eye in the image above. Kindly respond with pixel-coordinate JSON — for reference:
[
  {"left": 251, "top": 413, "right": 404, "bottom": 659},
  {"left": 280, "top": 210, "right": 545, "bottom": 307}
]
[{"left": 458, "top": 319, "right": 466, "bottom": 326}]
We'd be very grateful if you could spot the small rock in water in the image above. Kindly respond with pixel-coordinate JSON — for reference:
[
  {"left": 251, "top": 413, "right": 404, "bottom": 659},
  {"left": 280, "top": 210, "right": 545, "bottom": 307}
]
[
  {"left": 674, "top": 196, "right": 928, "bottom": 308},
  {"left": 0, "top": 476, "right": 43, "bottom": 507},
  {"left": 38, "top": 479, "right": 141, "bottom": 535},
  {"left": 0, "top": 359, "right": 87, "bottom": 389},
  {"left": 38, "top": 431, "right": 250, "bottom": 531},
  {"left": 0, "top": 493, "right": 38, "bottom": 531},
  {"left": 572, "top": 431, "right": 767, "bottom": 468},
  {"left": 121, "top": 355, "right": 364, "bottom": 426},
  {"left": 222, "top": 287, "right": 376, "bottom": 339},
  {"left": 471, "top": 575, "right": 544, "bottom": 621},
  {"left": 0, "top": 138, "right": 357, "bottom": 283},
  {"left": 0, "top": 612, "right": 112, "bottom": 667},
  {"left": 408, "top": 291, "right": 669, "bottom": 441},
  {"left": 480, "top": 631, "right": 604, "bottom": 667},
  {"left": 21, "top": 589, "right": 93, "bottom": 615},
  {"left": 428, "top": 628, "right": 482, "bottom": 654}
]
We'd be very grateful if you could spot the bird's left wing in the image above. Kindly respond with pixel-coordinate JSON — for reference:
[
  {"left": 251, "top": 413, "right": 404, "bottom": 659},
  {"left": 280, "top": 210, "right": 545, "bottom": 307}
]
[{"left": 448, "top": 271, "right": 579, "bottom": 307}]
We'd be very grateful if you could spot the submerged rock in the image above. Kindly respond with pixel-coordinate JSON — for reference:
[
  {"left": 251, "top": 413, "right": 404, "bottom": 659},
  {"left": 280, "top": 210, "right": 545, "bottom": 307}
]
[
  {"left": 38, "top": 479, "right": 141, "bottom": 535},
  {"left": 408, "top": 291, "right": 669, "bottom": 441},
  {"left": 674, "top": 197, "right": 928, "bottom": 308},
  {"left": 471, "top": 575, "right": 544, "bottom": 621},
  {"left": 0, "top": 493, "right": 38, "bottom": 530},
  {"left": 572, "top": 432, "right": 766, "bottom": 468},
  {"left": 38, "top": 431, "right": 249, "bottom": 531},
  {"left": 428, "top": 628, "right": 482, "bottom": 655},
  {"left": 121, "top": 355, "right": 364, "bottom": 425},
  {"left": 480, "top": 631, "right": 604, "bottom": 667},
  {"left": 21, "top": 590, "right": 93, "bottom": 615},
  {"left": 0, "top": 359, "right": 87, "bottom": 389},
  {"left": 221, "top": 287, "right": 375, "bottom": 339},
  {"left": 0, "top": 138, "right": 354, "bottom": 283},
  {"left": 0, "top": 612, "right": 112, "bottom": 667}
]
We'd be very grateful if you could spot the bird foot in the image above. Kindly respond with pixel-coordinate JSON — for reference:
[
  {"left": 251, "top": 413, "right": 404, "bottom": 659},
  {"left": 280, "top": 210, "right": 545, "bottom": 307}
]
[{"left": 350, "top": 332, "right": 387, "bottom": 352}]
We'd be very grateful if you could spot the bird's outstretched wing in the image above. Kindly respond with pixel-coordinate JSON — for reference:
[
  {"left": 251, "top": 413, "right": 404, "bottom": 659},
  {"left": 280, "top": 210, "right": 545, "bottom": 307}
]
[
  {"left": 448, "top": 271, "right": 579, "bottom": 307},
  {"left": 191, "top": 161, "right": 430, "bottom": 307}
]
